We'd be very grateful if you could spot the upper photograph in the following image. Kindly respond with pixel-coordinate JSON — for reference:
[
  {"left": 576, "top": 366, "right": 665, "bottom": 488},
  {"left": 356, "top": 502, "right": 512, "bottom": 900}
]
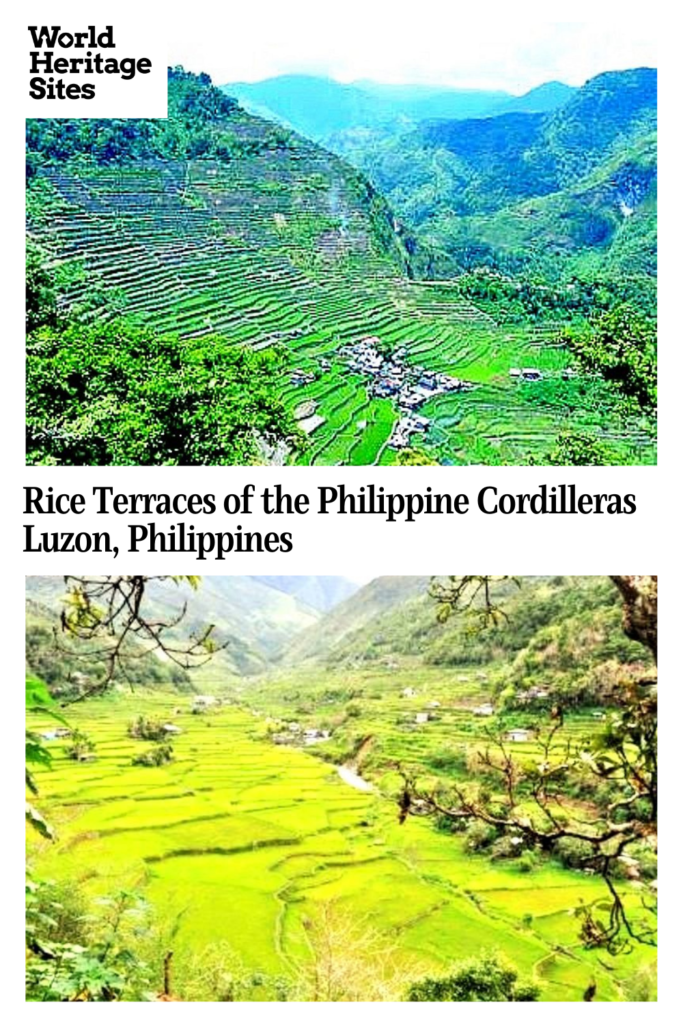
[{"left": 25, "top": 21, "right": 657, "bottom": 466}]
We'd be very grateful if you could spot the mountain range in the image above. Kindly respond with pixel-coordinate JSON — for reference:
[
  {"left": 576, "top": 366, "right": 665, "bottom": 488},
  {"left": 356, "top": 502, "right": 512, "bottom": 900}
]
[
  {"left": 324, "top": 68, "right": 657, "bottom": 284},
  {"left": 222, "top": 75, "right": 576, "bottom": 143},
  {"left": 26, "top": 576, "right": 652, "bottom": 708},
  {"left": 25, "top": 576, "right": 360, "bottom": 682},
  {"left": 26, "top": 66, "right": 657, "bottom": 467}
]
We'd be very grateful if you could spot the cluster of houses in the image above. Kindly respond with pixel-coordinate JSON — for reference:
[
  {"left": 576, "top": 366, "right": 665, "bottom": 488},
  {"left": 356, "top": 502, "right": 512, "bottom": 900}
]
[
  {"left": 388, "top": 414, "right": 430, "bottom": 450},
  {"left": 342, "top": 338, "right": 470, "bottom": 414},
  {"left": 509, "top": 367, "right": 543, "bottom": 382},
  {"left": 271, "top": 721, "right": 332, "bottom": 747}
]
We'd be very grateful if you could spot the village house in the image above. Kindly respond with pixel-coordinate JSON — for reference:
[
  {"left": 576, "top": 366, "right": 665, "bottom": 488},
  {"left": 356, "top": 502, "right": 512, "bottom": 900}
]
[
  {"left": 506, "top": 728, "right": 533, "bottom": 742},
  {"left": 192, "top": 695, "right": 218, "bottom": 714},
  {"left": 518, "top": 686, "right": 550, "bottom": 703},
  {"left": 290, "top": 369, "right": 316, "bottom": 386},
  {"left": 40, "top": 727, "right": 72, "bottom": 741},
  {"left": 415, "top": 712, "right": 430, "bottom": 724},
  {"left": 162, "top": 724, "right": 182, "bottom": 735},
  {"left": 473, "top": 703, "right": 495, "bottom": 717},
  {"left": 303, "top": 728, "right": 331, "bottom": 746},
  {"left": 402, "top": 687, "right": 417, "bottom": 698},
  {"left": 521, "top": 368, "right": 543, "bottom": 381}
]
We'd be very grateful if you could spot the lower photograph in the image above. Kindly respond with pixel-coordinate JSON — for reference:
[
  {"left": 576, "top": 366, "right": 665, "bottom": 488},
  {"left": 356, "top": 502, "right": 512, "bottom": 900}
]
[{"left": 25, "top": 575, "right": 657, "bottom": 1002}]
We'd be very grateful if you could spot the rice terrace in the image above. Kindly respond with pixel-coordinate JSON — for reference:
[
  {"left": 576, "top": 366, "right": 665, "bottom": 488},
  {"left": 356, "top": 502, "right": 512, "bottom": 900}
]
[
  {"left": 26, "top": 63, "right": 656, "bottom": 466},
  {"left": 25, "top": 575, "right": 658, "bottom": 1001}
]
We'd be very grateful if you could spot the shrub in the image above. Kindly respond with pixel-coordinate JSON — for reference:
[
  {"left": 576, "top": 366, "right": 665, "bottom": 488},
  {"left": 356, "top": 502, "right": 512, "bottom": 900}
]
[
  {"left": 132, "top": 743, "right": 174, "bottom": 767},
  {"left": 65, "top": 729, "right": 96, "bottom": 761},
  {"left": 517, "top": 851, "right": 538, "bottom": 874},
  {"left": 465, "top": 821, "right": 498, "bottom": 852},
  {"left": 489, "top": 836, "right": 523, "bottom": 860},
  {"left": 128, "top": 716, "right": 169, "bottom": 742},
  {"left": 553, "top": 836, "right": 596, "bottom": 869},
  {"left": 406, "top": 950, "right": 540, "bottom": 1001},
  {"left": 26, "top": 888, "right": 153, "bottom": 1001},
  {"left": 26, "top": 878, "right": 89, "bottom": 948}
]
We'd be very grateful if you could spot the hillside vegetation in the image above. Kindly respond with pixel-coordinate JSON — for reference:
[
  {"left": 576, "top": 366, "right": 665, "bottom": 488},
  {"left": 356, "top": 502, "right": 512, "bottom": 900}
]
[
  {"left": 25, "top": 576, "right": 357, "bottom": 686},
  {"left": 26, "top": 68, "right": 655, "bottom": 465},
  {"left": 26, "top": 576, "right": 656, "bottom": 1001}
]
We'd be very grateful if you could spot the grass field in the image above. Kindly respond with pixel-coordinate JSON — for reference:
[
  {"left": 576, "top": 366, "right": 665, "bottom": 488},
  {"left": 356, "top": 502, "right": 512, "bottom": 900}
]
[
  {"left": 28, "top": 158, "right": 655, "bottom": 465},
  {"left": 27, "top": 684, "right": 656, "bottom": 1001}
]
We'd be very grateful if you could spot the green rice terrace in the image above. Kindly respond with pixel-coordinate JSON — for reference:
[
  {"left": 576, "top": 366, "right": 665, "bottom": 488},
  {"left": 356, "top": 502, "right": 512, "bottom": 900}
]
[
  {"left": 27, "top": 677, "right": 655, "bottom": 1002},
  {"left": 25, "top": 71, "right": 655, "bottom": 465},
  {"left": 25, "top": 575, "right": 658, "bottom": 1000}
]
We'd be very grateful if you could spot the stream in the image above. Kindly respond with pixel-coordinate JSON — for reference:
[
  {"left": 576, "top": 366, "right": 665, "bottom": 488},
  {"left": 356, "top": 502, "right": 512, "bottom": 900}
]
[{"left": 337, "top": 764, "right": 375, "bottom": 792}]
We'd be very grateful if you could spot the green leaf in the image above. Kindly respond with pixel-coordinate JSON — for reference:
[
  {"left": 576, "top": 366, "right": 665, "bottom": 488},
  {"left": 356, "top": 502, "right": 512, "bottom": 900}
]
[{"left": 26, "top": 801, "right": 55, "bottom": 839}]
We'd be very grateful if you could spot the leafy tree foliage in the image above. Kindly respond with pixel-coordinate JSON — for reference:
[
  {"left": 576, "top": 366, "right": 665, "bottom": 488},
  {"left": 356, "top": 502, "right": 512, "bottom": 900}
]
[
  {"left": 26, "top": 887, "right": 153, "bottom": 1001},
  {"left": 400, "top": 576, "right": 657, "bottom": 951},
  {"left": 26, "top": 67, "right": 294, "bottom": 171},
  {"left": 562, "top": 305, "right": 656, "bottom": 408},
  {"left": 543, "top": 433, "right": 627, "bottom": 466},
  {"left": 26, "top": 240, "right": 58, "bottom": 333},
  {"left": 26, "top": 318, "right": 303, "bottom": 465},
  {"left": 406, "top": 951, "right": 539, "bottom": 1001}
]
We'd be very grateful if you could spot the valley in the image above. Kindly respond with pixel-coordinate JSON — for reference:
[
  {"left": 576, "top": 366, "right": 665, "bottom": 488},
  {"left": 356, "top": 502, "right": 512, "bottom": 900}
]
[
  {"left": 26, "top": 67, "right": 656, "bottom": 466},
  {"left": 26, "top": 576, "right": 658, "bottom": 1001}
]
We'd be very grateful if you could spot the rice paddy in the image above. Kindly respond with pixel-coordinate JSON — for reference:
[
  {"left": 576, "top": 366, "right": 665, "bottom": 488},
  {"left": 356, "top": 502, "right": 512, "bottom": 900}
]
[
  {"left": 27, "top": 684, "right": 656, "bottom": 1000},
  {"left": 28, "top": 151, "right": 655, "bottom": 465}
]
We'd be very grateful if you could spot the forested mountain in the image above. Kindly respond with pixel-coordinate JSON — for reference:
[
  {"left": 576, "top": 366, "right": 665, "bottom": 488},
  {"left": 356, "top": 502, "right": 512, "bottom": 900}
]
[
  {"left": 283, "top": 575, "right": 651, "bottom": 706},
  {"left": 26, "top": 67, "right": 656, "bottom": 466},
  {"left": 25, "top": 576, "right": 331, "bottom": 684},
  {"left": 339, "top": 67, "right": 656, "bottom": 289},
  {"left": 221, "top": 75, "right": 574, "bottom": 143}
]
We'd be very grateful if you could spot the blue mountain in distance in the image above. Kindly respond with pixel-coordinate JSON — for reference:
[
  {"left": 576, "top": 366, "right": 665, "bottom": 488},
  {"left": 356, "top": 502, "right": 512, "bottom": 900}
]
[
  {"left": 493, "top": 80, "right": 576, "bottom": 114},
  {"left": 221, "top": 74, "right": 575, "bottom": 142}
]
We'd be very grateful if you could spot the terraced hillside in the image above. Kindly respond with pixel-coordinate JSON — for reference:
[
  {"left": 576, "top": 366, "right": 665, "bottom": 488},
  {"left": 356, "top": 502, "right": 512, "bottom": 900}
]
[
  {"left": 26, "top": 72, "right": 654, "bottom": 465},
  {"left": 28, "top": 694, "right": 654, "bottom": 1001}
]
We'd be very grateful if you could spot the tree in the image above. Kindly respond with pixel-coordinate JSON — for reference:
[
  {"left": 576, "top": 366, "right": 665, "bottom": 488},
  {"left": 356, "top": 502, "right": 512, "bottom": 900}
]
[
  {"left": 406, "top": 951, "right": 539, "bottom": 1002},
  {"left": 399, "top": 575, "right": 657, "bottom": 951},
  {"left": 294, "top": 901, "right": 409, "bottom": 1001},
  {"left": 542, "top": 433, "right": 626, "bottom": 466},
  {"left": 26, "top": 318, "right": 304, "bottom": 466},
  {"left": 54, "top": 576, "right": 221, "bottom": 699},
  {"left": 26, "top": 241, "right": 58, "bottom": 333},
  {"left": 562, "top": 305, "right": 656, "bottom": 409}
]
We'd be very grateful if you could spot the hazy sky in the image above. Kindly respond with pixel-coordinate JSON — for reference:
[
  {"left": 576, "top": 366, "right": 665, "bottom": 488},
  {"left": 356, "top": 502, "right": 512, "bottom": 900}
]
[{"left": 167, "top": 5, "right": 657, "bottom": 93}]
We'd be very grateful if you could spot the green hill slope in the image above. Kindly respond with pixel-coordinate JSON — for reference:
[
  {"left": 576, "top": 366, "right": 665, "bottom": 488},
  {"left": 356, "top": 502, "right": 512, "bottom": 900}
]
[
  {"left": 26, "top": 68, "right": 654, "bottom": 465},
  {"left": 284, "top": 576, "right": 431, "bottom": 664},
  {"left": 25, "top": 576, "right": 323, "bottom": 681},
  {"left": 347, "top": 69, "right": 656, "bottom": 293},
  {"left": 283, "top": 575, "right": 651, "bottom": 706}
]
